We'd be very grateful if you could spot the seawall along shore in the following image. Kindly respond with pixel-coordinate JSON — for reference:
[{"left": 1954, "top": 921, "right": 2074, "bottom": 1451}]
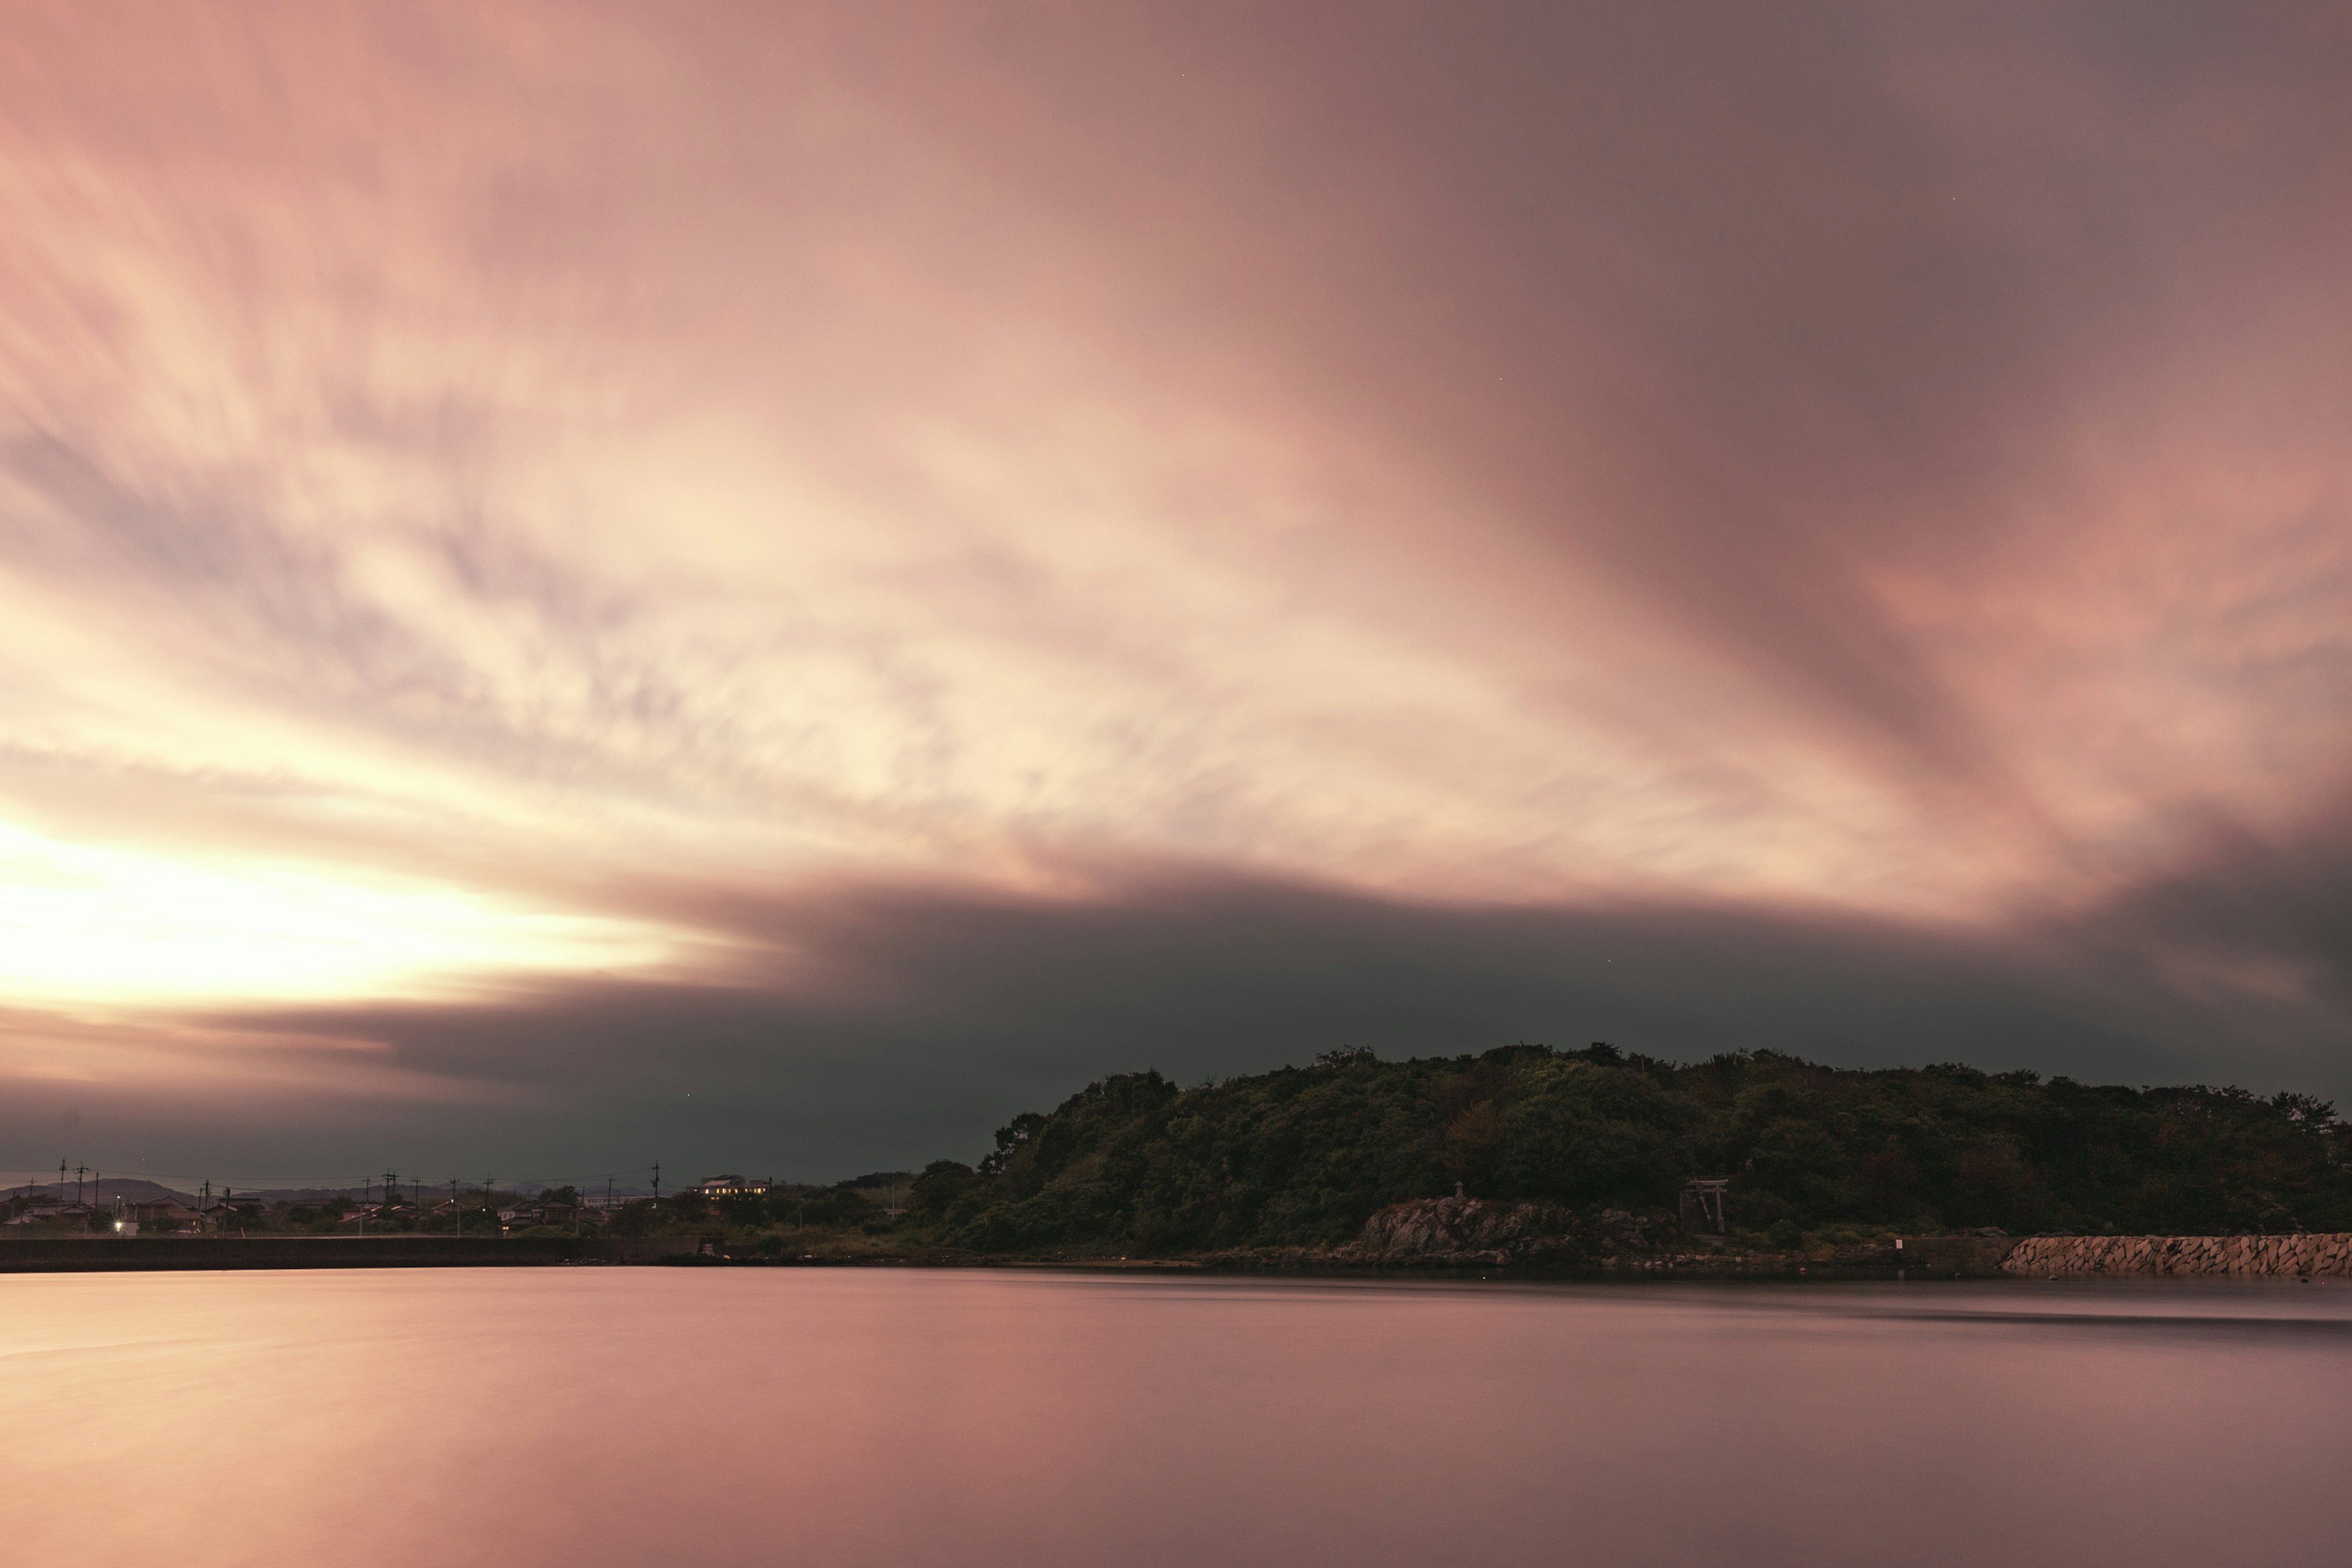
[
  {"left": 0, "top": 1235, "right": 712, "bottom": 1272},
  {"left": 2000, "top": 1234, "right": 2352, "bottom": 1278}
]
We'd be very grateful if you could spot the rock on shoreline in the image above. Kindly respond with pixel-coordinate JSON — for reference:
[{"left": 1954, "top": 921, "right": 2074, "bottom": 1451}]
[
  {"left": 1352, "top": 1196, "right": 1667, "bottom": 1268},
  {"left": 2002, "top": 1232, "right": 2352, "bottom": 1277},
  {"left": 1336, "top": 1197, "right": 2352, "bottom": 1278}
]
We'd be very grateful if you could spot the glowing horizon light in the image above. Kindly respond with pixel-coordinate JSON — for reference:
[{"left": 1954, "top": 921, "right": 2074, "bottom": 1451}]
[{"left": 0, "top": 819, "right": 678, "bottom": 1009}]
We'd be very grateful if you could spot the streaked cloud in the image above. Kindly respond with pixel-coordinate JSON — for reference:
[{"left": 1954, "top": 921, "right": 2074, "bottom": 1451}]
[{"left": 1, "top": 3, "right": 2346, "bottom": 1170}]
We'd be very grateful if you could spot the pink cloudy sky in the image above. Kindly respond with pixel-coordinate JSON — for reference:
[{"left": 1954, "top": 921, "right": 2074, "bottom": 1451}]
[{"left": 3, "top": 2, "right": 2349, "bottom": 1180}]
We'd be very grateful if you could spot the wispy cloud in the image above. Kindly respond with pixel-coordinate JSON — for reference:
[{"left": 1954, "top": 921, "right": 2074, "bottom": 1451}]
[{"left": 1, "top": 4, "right": 2346, "bottom": 1166}]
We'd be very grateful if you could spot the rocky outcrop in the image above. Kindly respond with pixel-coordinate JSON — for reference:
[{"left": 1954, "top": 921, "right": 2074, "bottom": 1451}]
[
  {"left": 2002, "top": 1233, "right": 2352, "bottom": 1277},
  {"left": 1354, "top": 1197, "right": 1662, "bottom": 1268}
]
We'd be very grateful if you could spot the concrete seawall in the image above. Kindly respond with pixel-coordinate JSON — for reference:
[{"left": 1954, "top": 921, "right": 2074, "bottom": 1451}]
[
  {"left": 0, "top": 1235, "right": 712, "bottom": 1272},
  {"left": 2000, "top": 1234, "right": 2352, "bottom": 1278}
]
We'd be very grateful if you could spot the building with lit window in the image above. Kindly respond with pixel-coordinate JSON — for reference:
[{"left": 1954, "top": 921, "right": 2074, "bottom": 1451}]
[{"left": 696, "top": 1175, "right": 771, "bottom": 1199}]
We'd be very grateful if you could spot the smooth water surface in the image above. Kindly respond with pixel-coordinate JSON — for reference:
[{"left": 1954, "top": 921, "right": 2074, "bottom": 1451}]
[{"left": 5, "top": 1268, "right": 2346, "bottom": 1567}]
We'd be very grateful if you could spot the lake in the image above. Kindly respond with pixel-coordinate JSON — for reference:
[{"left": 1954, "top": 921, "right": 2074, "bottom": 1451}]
[{"left": 6, "top": 1267, "right": 2345, "bottom": 1567}]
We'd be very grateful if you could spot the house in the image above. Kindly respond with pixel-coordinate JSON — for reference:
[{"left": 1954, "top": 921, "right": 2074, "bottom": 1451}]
[
  {"left": 696, "top": 1175, "right": 771, "bottom": 1199},
  {"left": 201, "top": 1196, "right": 263, "bottom": 1231}
]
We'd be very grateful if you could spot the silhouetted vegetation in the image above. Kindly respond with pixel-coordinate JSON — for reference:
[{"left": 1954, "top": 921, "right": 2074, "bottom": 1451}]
[
  {"left": 906, "top": 1045, "right": 2352, "bottom": 1253},
  {"left": 13, "top": 1048, "right": 2340, "bottom": 1262}
]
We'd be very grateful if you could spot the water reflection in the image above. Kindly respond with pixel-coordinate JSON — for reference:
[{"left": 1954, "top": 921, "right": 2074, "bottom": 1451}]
[{"left": 6, "top": 1270, "right": 2345, "bottom": 1567}]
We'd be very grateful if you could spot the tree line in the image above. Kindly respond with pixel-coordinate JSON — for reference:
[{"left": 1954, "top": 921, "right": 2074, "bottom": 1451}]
[{"left": 899, "top": 1044, "right": 2352, "bottom": 1253}]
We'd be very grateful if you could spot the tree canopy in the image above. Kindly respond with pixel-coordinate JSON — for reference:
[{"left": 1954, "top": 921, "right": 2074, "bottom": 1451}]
[{"left": 910, "top": 1045, "right": 2352, "bottom": 1253}]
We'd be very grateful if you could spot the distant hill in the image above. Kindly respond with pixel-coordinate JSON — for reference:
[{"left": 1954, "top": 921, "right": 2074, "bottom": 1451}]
[
  {"left": 2, "top": 1181, "right": 387, "bottom": 1206},
  {"left": 4, "top": 1178, "right": 197, "bottom": 1205},
  {"left": 3, "top": 1180, "right": 668, "bottom": 1208},
  {"left": 910, "top": 1045, "right": 2352, "bottom": 1253}
]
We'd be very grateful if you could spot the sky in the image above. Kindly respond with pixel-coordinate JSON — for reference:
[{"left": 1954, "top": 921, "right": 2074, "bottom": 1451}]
[{"left": 2, "top": 1, "right": 2350, "bottom": 1185}]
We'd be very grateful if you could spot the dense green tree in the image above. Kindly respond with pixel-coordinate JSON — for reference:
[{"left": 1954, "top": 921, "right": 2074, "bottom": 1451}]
[
  {"left": 910, "top": 1160, "right": 977, "bottom": 1218},
  {"left": 919, "top": 1045, "right": 2352, "bottom": 1252}
]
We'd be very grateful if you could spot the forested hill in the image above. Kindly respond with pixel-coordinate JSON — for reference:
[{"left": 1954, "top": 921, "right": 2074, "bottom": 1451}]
[{"left": 908, "top": 1045, "right": 2352, "bottom": 1254}]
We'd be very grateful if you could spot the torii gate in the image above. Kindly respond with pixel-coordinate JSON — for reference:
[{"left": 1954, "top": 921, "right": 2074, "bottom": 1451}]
[{"left": 1680, "top": 1178, "right": 1730, "bottom": 1235}]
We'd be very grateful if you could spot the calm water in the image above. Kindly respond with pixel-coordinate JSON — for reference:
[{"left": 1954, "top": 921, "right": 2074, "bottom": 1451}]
[{"left": 6, "top": 1268, "right": 2346, "bottom": 1567}]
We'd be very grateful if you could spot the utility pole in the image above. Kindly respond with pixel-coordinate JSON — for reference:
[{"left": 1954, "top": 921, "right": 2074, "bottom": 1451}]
[
  {"left": 652, "top": 1162, "right": 660, "bottom": 1202},
  {"left": 75, "top": 1163, "right": 86, "bottom": 1205},
  {"left": 58, "top": 1159, "right": 66, "bottom": 1203}
]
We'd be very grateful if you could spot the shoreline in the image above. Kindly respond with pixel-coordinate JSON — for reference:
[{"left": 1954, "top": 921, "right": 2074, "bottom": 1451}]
[
  {"left": 5, "top": 1231, "right": 2348, "bottom": 1279},
  {"left": 0, "top": 1235, "right": 703, "bottom": 1272}
]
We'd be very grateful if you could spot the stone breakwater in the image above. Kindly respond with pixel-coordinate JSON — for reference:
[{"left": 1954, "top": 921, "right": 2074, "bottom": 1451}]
[
  {"left": 1351, "top": 1200, "right": 2352, "bottom": 1280},
  {"left": 2001, "top": 1233, "right": 2352, "bottom": 1278}
]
